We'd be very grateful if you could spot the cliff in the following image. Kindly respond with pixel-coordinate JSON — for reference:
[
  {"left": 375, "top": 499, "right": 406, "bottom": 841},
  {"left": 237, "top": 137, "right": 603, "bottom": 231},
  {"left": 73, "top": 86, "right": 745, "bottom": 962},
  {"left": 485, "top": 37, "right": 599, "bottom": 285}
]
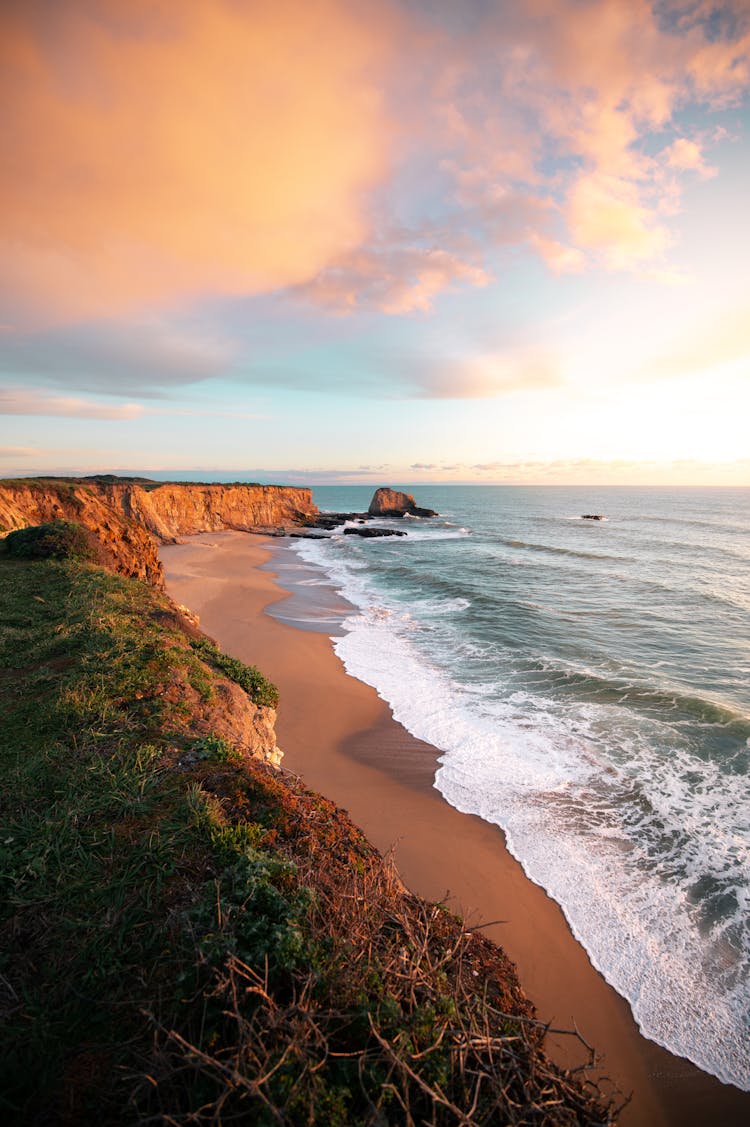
[
  {"left": 0, "top": 548, "right": 613, "bottom": 1125},
  {"left": 0, "top": 478, "right": 319, "bottom": 584},
  {"left": 103, "top": 481, "right": 317, "bottom": 541},
  {"left": 0, "top": 479, "right": 163, "bottom": 584}
]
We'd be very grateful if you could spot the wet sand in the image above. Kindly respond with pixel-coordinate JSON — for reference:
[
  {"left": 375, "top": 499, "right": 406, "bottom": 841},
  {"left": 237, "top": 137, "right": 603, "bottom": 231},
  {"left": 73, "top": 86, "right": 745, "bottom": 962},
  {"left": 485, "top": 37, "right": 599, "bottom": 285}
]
[{"left": 161, "top": 530, "right": 750, "bottom": 1127}]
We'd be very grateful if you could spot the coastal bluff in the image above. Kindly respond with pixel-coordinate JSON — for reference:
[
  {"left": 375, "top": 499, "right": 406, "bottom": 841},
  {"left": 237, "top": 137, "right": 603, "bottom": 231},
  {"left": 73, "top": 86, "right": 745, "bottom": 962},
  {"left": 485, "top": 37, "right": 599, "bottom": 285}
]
[
  {"left": 0, "top": 478, "right": 441, "bottom": 579},
  {"left": 0, "top": 484, "right": 616, "bottom": 1124},
  {"left": 0, "top": 477, "right": 318, "bottom": 584},
  {"left": 1, "top": 533, "right": 614, "bottom": 1124},
  {"left": 109, "top": 481, "right": 317, "bottom": 541}
]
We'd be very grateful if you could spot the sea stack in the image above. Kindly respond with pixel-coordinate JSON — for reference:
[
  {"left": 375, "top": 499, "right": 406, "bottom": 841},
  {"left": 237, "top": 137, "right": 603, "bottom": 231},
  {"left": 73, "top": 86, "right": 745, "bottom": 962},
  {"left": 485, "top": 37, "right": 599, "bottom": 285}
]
[{"left": 368, "top": 487, "right": 437, "bottom": 518}]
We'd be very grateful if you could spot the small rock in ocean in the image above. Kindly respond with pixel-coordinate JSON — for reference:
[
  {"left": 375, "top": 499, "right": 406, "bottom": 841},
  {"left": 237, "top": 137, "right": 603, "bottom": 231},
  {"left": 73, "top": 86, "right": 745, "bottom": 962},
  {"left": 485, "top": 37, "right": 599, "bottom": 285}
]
[{"left": 343, "top": 527, "right": 407, "bottom": 538}]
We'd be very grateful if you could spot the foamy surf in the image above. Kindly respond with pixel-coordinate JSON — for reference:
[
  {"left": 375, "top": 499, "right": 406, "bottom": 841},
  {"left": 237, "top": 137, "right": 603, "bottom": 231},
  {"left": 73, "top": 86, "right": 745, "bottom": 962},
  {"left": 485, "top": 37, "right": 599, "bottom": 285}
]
[{"left": 291, "top": 486, "right": 750, "bottom": 1091}]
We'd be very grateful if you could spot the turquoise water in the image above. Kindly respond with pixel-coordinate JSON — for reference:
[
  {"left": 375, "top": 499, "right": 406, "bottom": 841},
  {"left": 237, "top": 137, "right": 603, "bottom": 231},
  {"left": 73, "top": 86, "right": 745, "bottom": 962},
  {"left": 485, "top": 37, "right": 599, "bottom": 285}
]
[{"left": 291, "top": 485, "right": 750, "bottom": 1090}]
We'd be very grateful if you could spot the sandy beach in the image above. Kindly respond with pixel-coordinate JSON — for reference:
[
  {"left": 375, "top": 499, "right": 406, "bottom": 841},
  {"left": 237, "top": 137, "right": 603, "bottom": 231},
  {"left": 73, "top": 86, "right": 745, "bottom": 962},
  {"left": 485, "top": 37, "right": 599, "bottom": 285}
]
[{"left": 161, "top": 530, "right": 750, "bottom": 1127}]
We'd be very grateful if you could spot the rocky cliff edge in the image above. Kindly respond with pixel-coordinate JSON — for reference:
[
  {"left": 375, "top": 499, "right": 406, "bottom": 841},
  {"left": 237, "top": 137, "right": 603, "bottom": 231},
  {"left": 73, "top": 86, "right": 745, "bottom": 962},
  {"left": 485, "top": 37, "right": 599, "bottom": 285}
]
[{"left": 0, "top": 479, "right": 319, "bottom": 585}]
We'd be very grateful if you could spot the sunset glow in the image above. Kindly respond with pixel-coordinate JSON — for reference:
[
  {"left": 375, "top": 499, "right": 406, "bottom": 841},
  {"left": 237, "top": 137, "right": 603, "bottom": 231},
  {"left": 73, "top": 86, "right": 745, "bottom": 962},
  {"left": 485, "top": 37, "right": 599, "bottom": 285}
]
[{"left": 1, "top": 0, "right": 749, "bottom": 484}]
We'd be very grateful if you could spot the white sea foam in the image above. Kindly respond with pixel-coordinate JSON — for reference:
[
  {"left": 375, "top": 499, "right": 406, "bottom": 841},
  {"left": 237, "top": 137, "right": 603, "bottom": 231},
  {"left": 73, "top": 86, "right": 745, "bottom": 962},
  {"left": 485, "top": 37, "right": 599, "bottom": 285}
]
[
  {"left": 332, "top": 527, "right": 471, "bottom": 542},
  {"left": 290, "top": 532, "right": 750, "bottom": 1091}
]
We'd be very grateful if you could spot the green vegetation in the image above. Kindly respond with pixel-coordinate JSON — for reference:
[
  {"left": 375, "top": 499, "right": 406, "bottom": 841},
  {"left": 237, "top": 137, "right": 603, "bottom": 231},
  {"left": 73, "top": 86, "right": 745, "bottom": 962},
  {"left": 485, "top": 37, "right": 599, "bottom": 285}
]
[
  {"left": 190, "top": 733, "right": 243, "bottom": 762},
  {"left": 0, "top": 475, "right": 155, "bottom": 487},
  {"left": 0, "top": 551, "right": 613, "bottom": 1124},
  {"left": 0, "top": 475, "right": 273, "bottom": 489},
  {"left": 191, "top": 635, "right": 280, "bottom": 709},
  {"left": 4, "top": 519, "right": 95, "bottom": 561}
]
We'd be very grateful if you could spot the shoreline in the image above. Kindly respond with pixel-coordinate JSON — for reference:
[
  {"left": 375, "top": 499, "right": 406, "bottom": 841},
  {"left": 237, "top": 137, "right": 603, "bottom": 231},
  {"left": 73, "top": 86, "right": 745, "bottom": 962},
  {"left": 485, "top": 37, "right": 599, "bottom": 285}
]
[{"left": 160, "top": 530, "right": 750, "bottom": 1126}]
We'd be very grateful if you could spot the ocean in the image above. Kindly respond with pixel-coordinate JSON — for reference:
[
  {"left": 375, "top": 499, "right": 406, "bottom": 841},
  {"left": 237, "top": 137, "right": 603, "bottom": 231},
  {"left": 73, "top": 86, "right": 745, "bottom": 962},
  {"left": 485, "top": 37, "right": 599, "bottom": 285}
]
[{"left": 284, "top": 485, "right": 749, "bottom": 1092}]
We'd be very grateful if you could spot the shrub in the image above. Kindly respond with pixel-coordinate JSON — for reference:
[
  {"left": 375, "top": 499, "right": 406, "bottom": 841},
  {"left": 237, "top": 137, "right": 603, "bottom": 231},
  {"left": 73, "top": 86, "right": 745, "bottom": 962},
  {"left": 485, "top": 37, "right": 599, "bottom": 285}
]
[
  {"left": 191, "top": 734, "right": 241, "bottom": 763},
  {"left": 4, "top": 520, "right": 95, "bottom": 562},
  {"left": 190, "top": 637, "right": 279, "bottom": 709}
]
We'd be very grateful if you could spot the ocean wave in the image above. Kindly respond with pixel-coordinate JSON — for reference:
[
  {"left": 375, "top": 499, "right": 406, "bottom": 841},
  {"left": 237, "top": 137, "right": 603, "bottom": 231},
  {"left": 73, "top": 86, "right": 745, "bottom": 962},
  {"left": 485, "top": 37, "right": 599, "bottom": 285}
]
[
  {"left": 495, "top": 536, "right": 632, "bottom": 564},
  {"left": 290, "top": 492, "right": 750, "bottom": 1090},
  {"left": 616, "top": 528, "right": 750, "bottom": 563},
  {"left": 331, "top": 609, "right": 750, "bottom": 1090},
  {"left": 502, "top": 661, "right": 750, "bottom": 730},
  {"left": 637, "top": 513, "right": 750, "bottom": 535}
]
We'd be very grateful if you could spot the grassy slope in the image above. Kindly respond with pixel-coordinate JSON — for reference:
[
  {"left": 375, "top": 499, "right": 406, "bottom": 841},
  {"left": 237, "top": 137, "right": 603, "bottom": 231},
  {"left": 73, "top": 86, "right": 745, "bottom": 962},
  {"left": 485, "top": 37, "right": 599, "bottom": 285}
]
[{"left": 0, "top": 553, "right": 613, "bottom": 1125}]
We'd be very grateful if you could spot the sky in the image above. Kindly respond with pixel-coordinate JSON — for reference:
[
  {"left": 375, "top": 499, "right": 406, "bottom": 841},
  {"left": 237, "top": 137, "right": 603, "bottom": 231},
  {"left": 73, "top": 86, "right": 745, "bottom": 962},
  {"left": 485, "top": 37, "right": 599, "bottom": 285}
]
[{"left": 1, "top": 0, "right": 750, "bottom": 486}]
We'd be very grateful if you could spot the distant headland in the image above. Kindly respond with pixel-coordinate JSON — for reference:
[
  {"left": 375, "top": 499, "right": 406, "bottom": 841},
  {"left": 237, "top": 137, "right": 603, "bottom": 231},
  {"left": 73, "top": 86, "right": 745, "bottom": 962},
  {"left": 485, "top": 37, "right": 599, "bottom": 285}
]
[
  {"left": 0, "top": 476, "right": 439, "bottom": 584},
  {"left": 0, "top": 476, "right": 613, "bottom": 1124}
]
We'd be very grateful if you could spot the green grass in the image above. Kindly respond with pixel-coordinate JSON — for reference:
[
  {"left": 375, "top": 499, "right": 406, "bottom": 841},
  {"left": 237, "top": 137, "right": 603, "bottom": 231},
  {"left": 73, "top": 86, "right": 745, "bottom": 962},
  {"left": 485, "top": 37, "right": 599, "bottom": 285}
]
[
  {"left": 0, "top": 476, "right": 279, "bottom": 489},
  {"left": 0, "top": 552, "right": 613, "bottom": 1125},
  {"left": 0, "top": 554, "right": 293, "bottom": 1122},
  {"left": 3, "top": 518, "right": 96, "bottom": 561},
  {"left": 190, "top": 636, "right": 279, "bottom": 709}
]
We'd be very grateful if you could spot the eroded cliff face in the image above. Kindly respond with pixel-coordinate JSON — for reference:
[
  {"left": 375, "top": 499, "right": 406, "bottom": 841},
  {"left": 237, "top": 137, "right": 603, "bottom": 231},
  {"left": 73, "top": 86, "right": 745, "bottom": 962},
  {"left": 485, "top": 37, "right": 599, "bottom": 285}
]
[
  {"left": 0, "top": 481, "right": 163, "bottom": 584},
  {"left": 0, "top": 479, "right": 319, "bottom": 584},
  {"left": 104, "top": 482, "right": 317, "bottom": 541}
]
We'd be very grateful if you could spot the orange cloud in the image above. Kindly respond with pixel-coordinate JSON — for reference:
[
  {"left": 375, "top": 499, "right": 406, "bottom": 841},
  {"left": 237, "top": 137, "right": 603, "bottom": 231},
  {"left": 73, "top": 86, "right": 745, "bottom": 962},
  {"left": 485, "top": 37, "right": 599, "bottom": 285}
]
[
  {"left": 1, "top": 0, "right": 748, "bottom": 329},
  {"left": 529, "top": 233, "right": 585, "bottom": 274},
  {"left": 566, "top": 172, "right": 671, "bottom": 268},
  {"left": 298, "top": 245, "right": 490, "bottom": 315},
  {"left": 0, "top": 446, "right": 41, "bottom": 460},
  {"left": 645, "top": 306, "right": 750, "bottom": 380},
  {"left": 407, "top": 347, "right": 563, "bottom": 400},
  {"left": 0, "top": 0, "right": 395, "bottom": 323},
  {"left": 664, "top": 137, "right": 717, "bottom": 178},
  {"left": 0, "top": 387, "right": 144, "bottom": 419},
  {"left": 463, "top": 457, "right": 750, "bottom": 486},
  {"left": 446, "top": 0, "right": 750, "bottom": 275},
  {"left": 454, "top": 350, "right": 562, "bottom": 398}
]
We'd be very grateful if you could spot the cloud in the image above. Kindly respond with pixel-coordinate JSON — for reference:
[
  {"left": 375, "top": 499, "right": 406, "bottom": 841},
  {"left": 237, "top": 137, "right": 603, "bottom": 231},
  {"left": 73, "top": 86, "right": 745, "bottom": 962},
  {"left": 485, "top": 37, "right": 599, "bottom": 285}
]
[
  {"left": 1, "top": 0, "right": 748, "bottom": 333},
  {"left": 297, "top": 244, "right": 490, "bottom": 314},
  {"left": 538, "top": 1, "right": 749, "bottom": 266},
  {"left": 430, "top": 0, "right": 750, "bottom": 278},
  {"left": 566, "top": 172, "right": 671, "bottom": 268},
  {"left": 461, "top": 457, "right": 750, "bottom": 484},
  {"left": 643, "top": 306, "right": 750, "bottom": 380},
  {"left": 0, "top": 0, "right": 395, "bottom": 323},
  {"left": 664, "top": 137, "right": 717, "bottom": 178},
  {"left": 0, "top": 387, "right": 144, "bottom": 419},
  {"left": 528, "top": 233, "right": 586, "bottom": 274},
  {"left": 0, "top": 320, "right": 231, "bottom": 393},
  {"left": 237, "top": 340, "right": 563, "bottom": 401},
  {"left": 413, "top": 350, "right": 562, "bottom": 399},
  {"left": 0, "top": 445, "right": 40, "bottom": 459},
  {"left": 233, "top": 466, "right": 396, "bottom": 484}
]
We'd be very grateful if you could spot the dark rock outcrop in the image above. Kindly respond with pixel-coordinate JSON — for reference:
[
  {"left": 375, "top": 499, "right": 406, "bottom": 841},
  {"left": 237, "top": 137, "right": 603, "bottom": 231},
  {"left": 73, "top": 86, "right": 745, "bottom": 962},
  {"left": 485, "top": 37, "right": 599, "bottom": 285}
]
[
  {"left": 304, "top": 511, "right": 369, "bottom": 530},
  {"left": 343, "top": 527, "right": 407, "bottom": 538},
  {"left": 368, "top": 487, "right": 437, "bottom": 518},
  {"left": 581, "top": 514, "right": 605, "bottom": 521}
]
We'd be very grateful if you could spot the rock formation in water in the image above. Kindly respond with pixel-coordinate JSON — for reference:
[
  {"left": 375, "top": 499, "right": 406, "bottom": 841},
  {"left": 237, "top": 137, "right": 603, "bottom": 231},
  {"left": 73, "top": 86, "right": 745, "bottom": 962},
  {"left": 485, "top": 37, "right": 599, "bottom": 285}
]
[
  {"left": 343, "top": 526, "right": 407, "bottom": 538},
  {"left": 368, "top": 487, "right": 437, "bottom": 518}
]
